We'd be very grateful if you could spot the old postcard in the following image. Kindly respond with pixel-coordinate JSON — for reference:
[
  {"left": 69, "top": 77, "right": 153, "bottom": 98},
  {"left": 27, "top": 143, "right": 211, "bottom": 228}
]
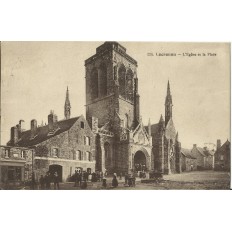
[{"left": 0, "top": 41, "right": 230, "bottom": 190}]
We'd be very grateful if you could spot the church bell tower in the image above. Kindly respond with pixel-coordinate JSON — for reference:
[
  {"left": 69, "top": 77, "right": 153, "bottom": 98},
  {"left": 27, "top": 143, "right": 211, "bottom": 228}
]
[{"left": 85, "top": 42, "right": 139, "bottom": 131}]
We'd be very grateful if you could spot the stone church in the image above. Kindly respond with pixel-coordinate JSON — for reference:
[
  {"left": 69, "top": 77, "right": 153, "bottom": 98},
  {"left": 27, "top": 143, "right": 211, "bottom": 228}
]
[
  {"left": 85, "top": 42, "right": 181, "bottom": 175},
  {"left": 5, "top": 41, "right": 181, "bottom": 182}
]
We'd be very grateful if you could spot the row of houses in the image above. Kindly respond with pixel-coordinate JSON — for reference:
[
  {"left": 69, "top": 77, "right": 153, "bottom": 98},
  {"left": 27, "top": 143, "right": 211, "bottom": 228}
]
[
  {"left": 0, "top": 114, "right": 96, "bottom": 185},
  {"left": 1, "top": 138, "right": 230, "bottom": 185},
  {"left": 180, "top": 139, "right": 230, "bottom": 172}
]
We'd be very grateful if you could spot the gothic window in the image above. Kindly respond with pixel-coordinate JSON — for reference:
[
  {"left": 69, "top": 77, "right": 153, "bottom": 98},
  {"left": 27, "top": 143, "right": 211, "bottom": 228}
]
[
  {"left": 118, "top": 64, "right": 126, "bottom": 98},
  {"left": 81, "top": 121, "right": 84, "bottom": 129},
  {"left": 220, "top": 155, "right": 224, "bottom": 161},
  {"left": 126, "top": 69, "right": 134, "bottom": 101},
  {"left": 99, "top": 63, "right": 107, "bottom": 97},
  {"left": 90, "top": 68, "right": 98, "bottom": 99}
]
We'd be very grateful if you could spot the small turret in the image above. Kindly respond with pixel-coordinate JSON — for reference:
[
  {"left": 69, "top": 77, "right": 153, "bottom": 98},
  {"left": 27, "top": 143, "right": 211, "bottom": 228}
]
[
  {"left": 159, "top": 114, "right": 165, "bottom": 126},
  {"left": 148, "top": 118, "right": 151, "bottom": 136},
  {"left": 175, "top": 131, "right": 182, "bottom": 173}
]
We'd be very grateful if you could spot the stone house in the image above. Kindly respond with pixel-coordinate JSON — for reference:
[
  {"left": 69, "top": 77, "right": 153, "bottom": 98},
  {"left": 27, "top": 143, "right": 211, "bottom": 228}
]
[
  {"left": 7, "top": 89, "right": 96, "bottom": 182},
  {"left": 191, "top": 144, "right": 215, "bottom": 170},
  {"left": 214, "top": 139, "right": 230, "bottom": 171},
  {"left": 180, "top": 148, "right": 197, "bottom": 172}
]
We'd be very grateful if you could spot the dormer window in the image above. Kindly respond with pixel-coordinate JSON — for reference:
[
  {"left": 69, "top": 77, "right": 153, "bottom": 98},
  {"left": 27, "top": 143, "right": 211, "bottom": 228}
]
[
  {"left": 21, "top": 150, "right": 26, "bottom": 159},
  {"left": 5, "top": 149, "right": 9, "bottom": 158}
]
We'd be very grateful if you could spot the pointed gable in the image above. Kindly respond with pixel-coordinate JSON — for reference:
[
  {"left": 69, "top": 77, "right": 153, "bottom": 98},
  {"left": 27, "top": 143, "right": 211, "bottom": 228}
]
[
  {"left": 133, "top": 122, "right": 150, "bottom": 145},
  {"left": 165, "top": 118, "right": 176, "bottom": 140}
]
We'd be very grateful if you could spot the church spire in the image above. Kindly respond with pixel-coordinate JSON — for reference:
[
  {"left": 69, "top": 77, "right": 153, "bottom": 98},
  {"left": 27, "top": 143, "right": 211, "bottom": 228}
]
[
  {"left": 64, "top": 86, "right": 71, "bottom": 119},
  {"left": 165, "top": 80, "right": 173, "bottom": 126}
]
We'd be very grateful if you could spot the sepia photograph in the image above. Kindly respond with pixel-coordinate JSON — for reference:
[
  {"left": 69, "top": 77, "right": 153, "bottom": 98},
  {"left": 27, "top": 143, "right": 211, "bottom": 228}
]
[
  {"left": 0, "top": 41, "right": 230, "bottom": 190},
  {"left": 1, "top": 2, "right": 232, "bottom": 232}
]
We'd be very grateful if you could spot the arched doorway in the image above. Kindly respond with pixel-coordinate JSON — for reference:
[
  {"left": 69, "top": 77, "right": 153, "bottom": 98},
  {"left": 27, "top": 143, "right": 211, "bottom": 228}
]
[
  {"left": 49, "top": 164, "right": 62, "bottom": 182},
  {"left": 134, "top": 150, "right": 147, "bottom": 172}
]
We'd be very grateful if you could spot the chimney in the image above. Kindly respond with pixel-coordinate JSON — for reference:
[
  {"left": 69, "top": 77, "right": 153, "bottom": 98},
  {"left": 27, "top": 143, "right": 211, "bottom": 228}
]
[
  {"left": 19, "top": 120, "right": 25, "bottom": 131},
  {"left": 193, "top": 144, "right": 197, "bottom": 148},
  {"left": 217, "top": 139, "right": 221, "bottom": 150},
  {"left": 11, "top": 126, "right": 19, "bottom": 144},
  {"left": 31, "top": 119, "right": 37, "bottom": 138},
  {"left": 48, "top": 110, "right": 59, "bottom": 133}
]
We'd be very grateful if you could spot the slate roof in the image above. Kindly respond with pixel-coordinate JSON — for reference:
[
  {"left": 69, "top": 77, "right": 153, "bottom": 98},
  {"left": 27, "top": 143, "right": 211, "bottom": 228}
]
[
  {"left": 181, "top": 148, "right": 196, "bottom": 159},
  {"left": 215, "top": 140, "right": 230, "bottom": 154},
  {"left": 8, "top": 117, "right": 80, "bottom": 147},
  {"left": 144, "top": 123, "right": 159, "bottom": 137},
  {"left": 197, "top": 147, "right": 215, "bottom": 157},
  {"left": 196, "top": 147, "right": 206, "bottom": 156}
]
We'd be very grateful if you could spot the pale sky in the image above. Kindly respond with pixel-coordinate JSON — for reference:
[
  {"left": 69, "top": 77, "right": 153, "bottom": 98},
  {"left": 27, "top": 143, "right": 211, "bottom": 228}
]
[{"left": 1, "top": 42, "right": 230, "bottom": 149}]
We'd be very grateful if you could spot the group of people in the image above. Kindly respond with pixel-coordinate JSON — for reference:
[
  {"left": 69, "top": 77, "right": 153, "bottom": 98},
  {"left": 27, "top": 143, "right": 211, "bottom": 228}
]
[
  {"left": 32, "top": 169, "right": 142, "bottom": 190},
  {"left": 135, "top": 163, "right": 146, "bottom": 172},
  {"left": 73, "top": 170, "right": 87, "bottom": 189},
  {"left": 124, "top": 173, "right": 136, "bottom": 187},
  {"left": 39, "top": 171, "right": 60, "bottom": 190}
]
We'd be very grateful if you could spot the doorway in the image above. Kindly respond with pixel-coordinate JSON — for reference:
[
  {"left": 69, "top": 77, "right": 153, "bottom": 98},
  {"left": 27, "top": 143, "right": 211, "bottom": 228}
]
[{"left": 49, "top": 164, "right": 62, "bottom": 182}]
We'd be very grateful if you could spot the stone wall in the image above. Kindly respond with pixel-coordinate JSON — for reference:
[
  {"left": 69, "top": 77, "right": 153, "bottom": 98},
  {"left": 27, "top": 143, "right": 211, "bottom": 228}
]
[
  {"left": 33, "top": 116, "right": 96, "bottom": 181},
  {"left": 191, "top": 147, "right": 204, "bottom": 168}
]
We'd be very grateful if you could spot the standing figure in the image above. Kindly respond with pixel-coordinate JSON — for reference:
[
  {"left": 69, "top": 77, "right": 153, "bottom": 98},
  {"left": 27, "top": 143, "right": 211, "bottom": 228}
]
[
  {"left": 45, "top": 172, "right": 51, "bottom": 190},
  {"left": 99, "top": 171, "right": 103, "bottom": 182},
  {"left": 112, "top": 173, "right": 118, "bottom": 188},
  {"left": 78, "top": 171, "right": 82, "bottom": 186},
  {"left": 119, "top": 172, "right": 122, "bottom": 180},
  {"left": 104, "top": 169, "right": 108, "bottom": 177},
  {"left": 54, "top": 172, "right": 60, "bottom": 190},
  {"left": 74, "top": 170, "right": 78, "bottom": 187},
  {"left": 39, "top": 175, "right": 45, "bottom": 190},
  {"left": 31, "top": 172, "right": 36, "bottom": 190},
  {"left": 125, "top": 173, "right": 128, "bottom": 185}
]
